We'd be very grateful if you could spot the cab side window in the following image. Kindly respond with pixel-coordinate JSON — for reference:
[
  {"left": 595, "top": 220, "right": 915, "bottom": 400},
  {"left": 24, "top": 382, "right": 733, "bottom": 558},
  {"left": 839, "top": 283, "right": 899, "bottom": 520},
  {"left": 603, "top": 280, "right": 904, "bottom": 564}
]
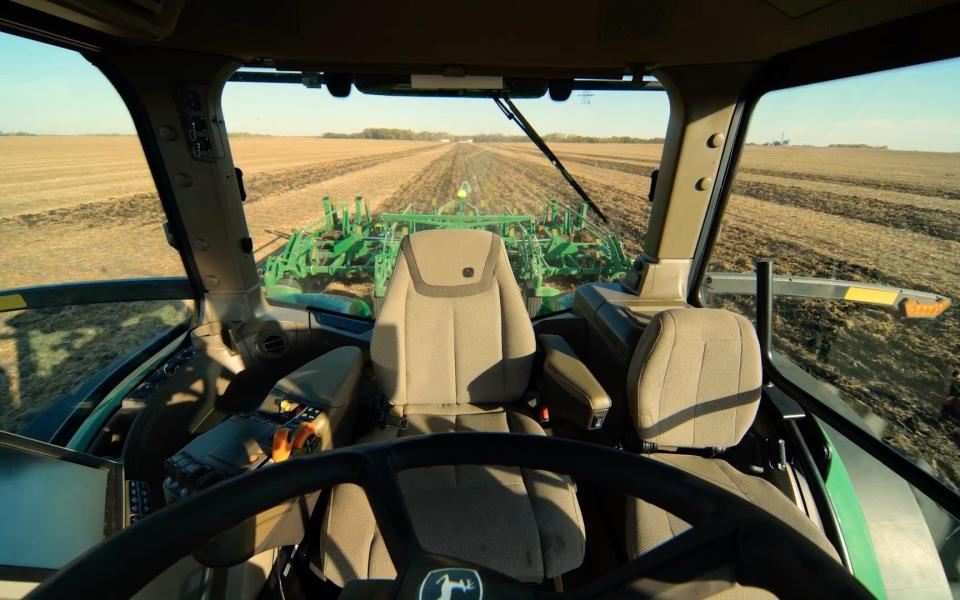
[
  {"left": 701, "top": 59, "right": 960, "bottom": 492},
  {"left": 0, "top": 33, "right": 192, "bottom": 440}
]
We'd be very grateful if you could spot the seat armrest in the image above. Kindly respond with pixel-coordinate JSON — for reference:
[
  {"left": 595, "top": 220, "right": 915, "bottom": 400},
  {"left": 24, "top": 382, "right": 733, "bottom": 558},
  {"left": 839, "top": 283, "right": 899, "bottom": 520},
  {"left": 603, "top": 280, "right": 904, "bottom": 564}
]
[
  {"left": 538, "top": 334, "right": 611, "bottom": 430},
  {"left": 277, "top": 346, "right": 363, "bottom": 409},
  {"left": 275, "top": 346, "right": 364, "bottom": 447}
]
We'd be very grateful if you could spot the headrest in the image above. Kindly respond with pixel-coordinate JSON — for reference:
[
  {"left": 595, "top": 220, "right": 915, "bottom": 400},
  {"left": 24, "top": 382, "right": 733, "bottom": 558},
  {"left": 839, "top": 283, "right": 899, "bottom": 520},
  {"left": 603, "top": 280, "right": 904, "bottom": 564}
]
[
  {"left": 401, "top": 229, "right": 502, "bottom": 297},
  {"left": 627, "top": 308, "right": 762, "bottom": 449}
]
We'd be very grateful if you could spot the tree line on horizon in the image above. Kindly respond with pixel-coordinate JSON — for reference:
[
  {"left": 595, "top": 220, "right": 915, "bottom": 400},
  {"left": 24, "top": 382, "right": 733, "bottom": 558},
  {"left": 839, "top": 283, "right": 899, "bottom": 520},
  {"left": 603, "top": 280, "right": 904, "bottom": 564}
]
[{"left": 319, "top": 127, "right": 664, "bottom": 144}]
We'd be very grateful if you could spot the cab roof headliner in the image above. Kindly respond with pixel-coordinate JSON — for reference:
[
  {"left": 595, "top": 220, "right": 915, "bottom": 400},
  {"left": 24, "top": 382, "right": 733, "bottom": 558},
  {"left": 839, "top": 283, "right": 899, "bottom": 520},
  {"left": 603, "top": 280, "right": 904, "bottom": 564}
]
[{"left": 4, "top": 0, "right": 958, "bottom": 78}]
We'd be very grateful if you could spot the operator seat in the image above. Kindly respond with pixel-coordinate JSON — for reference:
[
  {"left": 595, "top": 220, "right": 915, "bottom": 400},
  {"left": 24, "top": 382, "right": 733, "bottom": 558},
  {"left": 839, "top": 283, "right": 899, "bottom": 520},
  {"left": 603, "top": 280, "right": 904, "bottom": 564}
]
[
  {"left": 625, "top": 308, "right": 840, "bottom": 567},
  {"left": 317, "top": 229, "right": 585, "bottom": 585}
]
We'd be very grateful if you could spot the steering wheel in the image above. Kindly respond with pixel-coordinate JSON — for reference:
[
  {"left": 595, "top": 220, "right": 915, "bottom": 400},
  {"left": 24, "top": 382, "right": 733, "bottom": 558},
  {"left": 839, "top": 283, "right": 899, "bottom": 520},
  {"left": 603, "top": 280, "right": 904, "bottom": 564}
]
[{"left": 26, "top": 433, "right": 872, "bottom": 599}]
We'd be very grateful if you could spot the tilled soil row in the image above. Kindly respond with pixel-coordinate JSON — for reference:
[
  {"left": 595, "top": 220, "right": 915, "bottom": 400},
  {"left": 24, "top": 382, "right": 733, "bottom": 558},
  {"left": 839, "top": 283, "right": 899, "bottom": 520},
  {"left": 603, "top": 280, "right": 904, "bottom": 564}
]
[
  {"left": 378, "top": 144, "right": 465, "bottom": 212},
  {"left": 0, "top": 144, "right": 443, "bottom": 231},
  {"left": 494, "top": 145, "right": 658, "bottom": 177},
  {"left": 0, "top": 191, "right": 165, "bottom": 229},
  {"left": 501, "top": 144, "right": 960, "bottom": 243},
  {"left": 243, "top": 143, "right": 442, "bottom": 204},
  {"left": 379, "top": 144, "right": 652, "bottom": 258},
  {"left": 379, "top": 144, "right": 569, "bottom": 216},
  {"left": 494, "top": 145, "right": 661, "bottom": 166},
  {"left": 508, "top": 144, "right": 960, "bottom": 201},
  {"left": 732, "top": 179, "right": 960, "bottom": 242},
  {"left": 740, "top": 166, "right": 960, "bottom": 201},
  {"left": 476, "top": 148, "right": 652, "bottom": 256}
]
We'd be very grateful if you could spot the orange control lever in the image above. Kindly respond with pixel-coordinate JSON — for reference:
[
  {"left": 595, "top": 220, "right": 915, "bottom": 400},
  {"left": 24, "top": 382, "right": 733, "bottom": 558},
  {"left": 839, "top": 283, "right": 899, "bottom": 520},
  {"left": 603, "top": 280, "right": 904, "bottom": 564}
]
[{"left": 271, "top": 427, "right": 293, "bottom": 463}]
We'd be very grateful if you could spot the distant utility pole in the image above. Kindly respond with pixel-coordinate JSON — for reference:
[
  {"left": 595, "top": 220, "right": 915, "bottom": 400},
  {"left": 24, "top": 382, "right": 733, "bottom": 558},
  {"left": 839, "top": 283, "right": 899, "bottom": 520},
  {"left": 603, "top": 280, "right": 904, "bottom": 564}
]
[{"left": 579, "top": 91, "right": 593, "bottom": 105}]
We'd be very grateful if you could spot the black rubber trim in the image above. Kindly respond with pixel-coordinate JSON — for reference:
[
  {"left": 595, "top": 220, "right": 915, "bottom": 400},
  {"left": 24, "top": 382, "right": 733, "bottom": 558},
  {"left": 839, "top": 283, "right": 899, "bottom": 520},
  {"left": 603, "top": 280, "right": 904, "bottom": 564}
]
[{"left": 0, "top": 278, "right": 193, "bottom": 313}]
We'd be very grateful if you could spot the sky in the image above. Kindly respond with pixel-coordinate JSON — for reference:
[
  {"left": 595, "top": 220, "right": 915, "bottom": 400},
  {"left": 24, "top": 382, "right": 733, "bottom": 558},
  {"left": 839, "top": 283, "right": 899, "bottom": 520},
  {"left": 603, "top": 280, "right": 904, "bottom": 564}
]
[{"left": 1, "top": 31, "right": 959, "bottom": 151}]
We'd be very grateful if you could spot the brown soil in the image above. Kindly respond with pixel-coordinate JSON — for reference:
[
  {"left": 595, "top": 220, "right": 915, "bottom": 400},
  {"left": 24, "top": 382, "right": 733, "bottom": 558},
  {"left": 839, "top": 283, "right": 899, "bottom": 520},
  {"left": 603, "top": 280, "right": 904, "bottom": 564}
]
[{"left": 1, "top": 136, "right": 958, "bottom": 492}]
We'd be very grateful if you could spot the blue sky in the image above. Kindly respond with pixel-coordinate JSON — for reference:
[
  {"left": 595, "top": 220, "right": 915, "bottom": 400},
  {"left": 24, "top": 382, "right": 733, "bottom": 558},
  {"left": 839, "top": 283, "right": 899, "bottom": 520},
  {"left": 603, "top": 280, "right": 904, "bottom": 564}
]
[{"left": 1, "top": 31, "right": 958, "bottom": 151}]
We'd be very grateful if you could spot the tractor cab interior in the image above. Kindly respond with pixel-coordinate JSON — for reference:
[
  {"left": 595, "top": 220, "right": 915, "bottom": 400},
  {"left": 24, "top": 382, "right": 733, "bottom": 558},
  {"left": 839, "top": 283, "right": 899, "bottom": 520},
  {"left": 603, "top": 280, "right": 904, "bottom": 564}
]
[{"left": 1, "top": 1, "right": 959, "bottom": 599}]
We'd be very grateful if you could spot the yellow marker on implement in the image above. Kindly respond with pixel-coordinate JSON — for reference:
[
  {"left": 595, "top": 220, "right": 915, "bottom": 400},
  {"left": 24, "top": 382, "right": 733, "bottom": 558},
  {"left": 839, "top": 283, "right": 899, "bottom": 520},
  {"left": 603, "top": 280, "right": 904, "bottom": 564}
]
[
  {"left": 843, "top": 287, "right": 898, "bottom": 305},
  {"left": 0, "top": 294, "right": 26, "bottom": 311}
]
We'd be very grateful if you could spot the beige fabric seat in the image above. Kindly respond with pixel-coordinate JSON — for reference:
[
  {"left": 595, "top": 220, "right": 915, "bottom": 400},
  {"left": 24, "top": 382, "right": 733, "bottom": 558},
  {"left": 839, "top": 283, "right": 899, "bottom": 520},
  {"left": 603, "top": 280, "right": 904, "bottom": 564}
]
[
  {"left": 625, "top": 308, "right": 838, "bottom": 595},
  {"left": 319, "top": 229, "right": 585, "bottom": 586}
]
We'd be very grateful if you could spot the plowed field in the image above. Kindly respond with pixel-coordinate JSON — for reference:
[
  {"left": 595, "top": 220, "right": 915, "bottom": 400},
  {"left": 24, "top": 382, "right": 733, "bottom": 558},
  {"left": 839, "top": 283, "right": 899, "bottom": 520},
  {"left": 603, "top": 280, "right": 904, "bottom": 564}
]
[{"left": 1, "top": 136, "right": 957, "bottom": 491}]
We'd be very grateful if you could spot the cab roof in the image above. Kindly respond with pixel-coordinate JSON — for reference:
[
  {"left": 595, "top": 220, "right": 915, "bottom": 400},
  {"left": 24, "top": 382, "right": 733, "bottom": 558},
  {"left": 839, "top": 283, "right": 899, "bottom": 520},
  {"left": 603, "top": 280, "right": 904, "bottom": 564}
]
[{"left": 3, "top": 0, "right": 958, "bottom": 80}]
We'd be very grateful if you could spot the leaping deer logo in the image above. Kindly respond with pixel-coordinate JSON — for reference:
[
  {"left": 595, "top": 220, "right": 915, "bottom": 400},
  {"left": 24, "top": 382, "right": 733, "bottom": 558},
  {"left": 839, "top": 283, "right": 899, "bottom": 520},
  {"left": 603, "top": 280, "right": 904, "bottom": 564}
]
[
  {"left": 418, "top": 568, "right": 482, "bottom": 600},
  {"left": 435, "top": 573, "right": 476, "bottom": 600}
]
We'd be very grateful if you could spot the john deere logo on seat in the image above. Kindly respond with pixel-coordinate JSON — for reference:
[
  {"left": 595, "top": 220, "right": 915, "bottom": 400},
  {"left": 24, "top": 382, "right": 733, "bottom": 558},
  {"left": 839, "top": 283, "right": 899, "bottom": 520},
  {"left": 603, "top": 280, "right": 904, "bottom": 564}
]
[{"left": 418, "top": 568, "right": 482, "bottom": 600}]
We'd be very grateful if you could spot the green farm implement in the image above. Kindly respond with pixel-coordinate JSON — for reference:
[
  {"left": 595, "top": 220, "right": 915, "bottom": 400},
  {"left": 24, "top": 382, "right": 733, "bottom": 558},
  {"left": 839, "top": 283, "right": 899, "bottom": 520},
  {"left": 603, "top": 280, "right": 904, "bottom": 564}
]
[
  {"left": 261, "top": 183, "right": 631, "bottom": 318},
  {"left": 261, "top": 182, "right": 952, "bottom": 322}
]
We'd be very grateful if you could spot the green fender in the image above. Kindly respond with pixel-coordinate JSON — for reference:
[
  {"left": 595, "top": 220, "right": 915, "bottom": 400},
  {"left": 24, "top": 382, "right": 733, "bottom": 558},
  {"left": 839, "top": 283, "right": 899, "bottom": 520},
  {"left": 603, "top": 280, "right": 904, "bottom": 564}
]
[{"left": 821, "top": 427, "right": 887, "bottom": 599}]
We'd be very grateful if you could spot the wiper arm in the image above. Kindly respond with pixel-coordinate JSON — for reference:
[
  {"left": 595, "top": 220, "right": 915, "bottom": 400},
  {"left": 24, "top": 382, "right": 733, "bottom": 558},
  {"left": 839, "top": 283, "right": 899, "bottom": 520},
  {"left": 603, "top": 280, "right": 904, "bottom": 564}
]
[{"left": 493, "top": 94, "right": 609, "bottom": 223}]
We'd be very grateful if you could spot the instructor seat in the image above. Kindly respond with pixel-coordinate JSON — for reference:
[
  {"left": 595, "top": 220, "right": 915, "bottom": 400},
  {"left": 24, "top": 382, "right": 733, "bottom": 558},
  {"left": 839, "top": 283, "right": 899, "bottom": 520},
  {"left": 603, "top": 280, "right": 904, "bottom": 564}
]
[
  {"left": 625, "top": 308, "right": 840, "bottom": 567},
  {"left": 318, "top": 229, "right": 585, "bottom": 586}
]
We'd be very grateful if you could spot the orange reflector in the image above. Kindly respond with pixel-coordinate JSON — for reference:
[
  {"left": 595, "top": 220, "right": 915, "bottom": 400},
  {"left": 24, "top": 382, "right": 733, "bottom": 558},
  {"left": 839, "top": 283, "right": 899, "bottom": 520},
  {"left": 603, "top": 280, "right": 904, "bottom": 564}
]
[{"left": 902, "top": 298, "right": 951, "bottom": 318}]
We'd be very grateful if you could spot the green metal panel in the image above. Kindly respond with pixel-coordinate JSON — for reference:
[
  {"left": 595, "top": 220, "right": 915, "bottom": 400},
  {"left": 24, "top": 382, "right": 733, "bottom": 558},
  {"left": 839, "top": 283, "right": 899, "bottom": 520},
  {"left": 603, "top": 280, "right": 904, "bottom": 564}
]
[{"left": 822, "top": 428, "right": 887, "bottom": 599}]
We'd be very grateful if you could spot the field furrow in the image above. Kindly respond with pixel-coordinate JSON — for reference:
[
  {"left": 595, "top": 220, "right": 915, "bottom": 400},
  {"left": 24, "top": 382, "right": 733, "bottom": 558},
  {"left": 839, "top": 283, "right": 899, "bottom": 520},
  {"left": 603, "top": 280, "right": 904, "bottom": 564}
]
[
  {"left": 245, "top": 144, "right": 455, "bottom": 260},
  {"left": 733, "top": 180, "right": 960, "bottom": 242},
  {"left": 740, "top": 166, "right": 960, "bottom": 200}
]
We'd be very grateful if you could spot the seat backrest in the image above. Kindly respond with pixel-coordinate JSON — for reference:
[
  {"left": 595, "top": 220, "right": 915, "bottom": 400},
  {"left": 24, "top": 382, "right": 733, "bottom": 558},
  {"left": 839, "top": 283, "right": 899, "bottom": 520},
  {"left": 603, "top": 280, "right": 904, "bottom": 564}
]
[
  {"left": 626, "top": 308, "right": 762, "bottom": 449},
  {"left": 371, "top": 229, "right": 535, "bottom": 407}
]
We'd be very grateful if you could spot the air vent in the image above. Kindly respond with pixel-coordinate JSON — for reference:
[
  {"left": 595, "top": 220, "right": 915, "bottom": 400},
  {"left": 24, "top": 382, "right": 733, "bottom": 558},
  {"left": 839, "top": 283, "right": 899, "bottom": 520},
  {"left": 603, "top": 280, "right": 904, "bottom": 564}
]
[{"left": 256, "top": 332, "right": 289, "bottom": 359}]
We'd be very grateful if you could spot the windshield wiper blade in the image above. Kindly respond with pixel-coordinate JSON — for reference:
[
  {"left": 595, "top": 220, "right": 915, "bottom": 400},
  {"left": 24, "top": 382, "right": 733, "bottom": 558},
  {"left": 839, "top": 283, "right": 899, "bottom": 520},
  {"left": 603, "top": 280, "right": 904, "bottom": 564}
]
[{"left": 493, "top": 94, "right": 609, "bottom": 223}]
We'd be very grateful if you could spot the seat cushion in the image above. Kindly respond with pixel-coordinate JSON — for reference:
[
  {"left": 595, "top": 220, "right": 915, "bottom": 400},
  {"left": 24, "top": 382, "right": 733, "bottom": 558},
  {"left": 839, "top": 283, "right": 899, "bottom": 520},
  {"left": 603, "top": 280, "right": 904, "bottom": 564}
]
[
  {"left": 626, "top": 453, "right": 839, "bottom": 561},
  {"left": 319, "top": 407, "right": 585, "bottom": 585}
]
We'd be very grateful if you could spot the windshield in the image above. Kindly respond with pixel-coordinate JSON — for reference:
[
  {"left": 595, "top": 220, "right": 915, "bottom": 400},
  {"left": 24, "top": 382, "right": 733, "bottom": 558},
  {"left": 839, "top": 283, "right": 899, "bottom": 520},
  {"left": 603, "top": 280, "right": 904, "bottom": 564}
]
[{"left": 222, "top": 79, "right": 669, "bottom": 318}]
